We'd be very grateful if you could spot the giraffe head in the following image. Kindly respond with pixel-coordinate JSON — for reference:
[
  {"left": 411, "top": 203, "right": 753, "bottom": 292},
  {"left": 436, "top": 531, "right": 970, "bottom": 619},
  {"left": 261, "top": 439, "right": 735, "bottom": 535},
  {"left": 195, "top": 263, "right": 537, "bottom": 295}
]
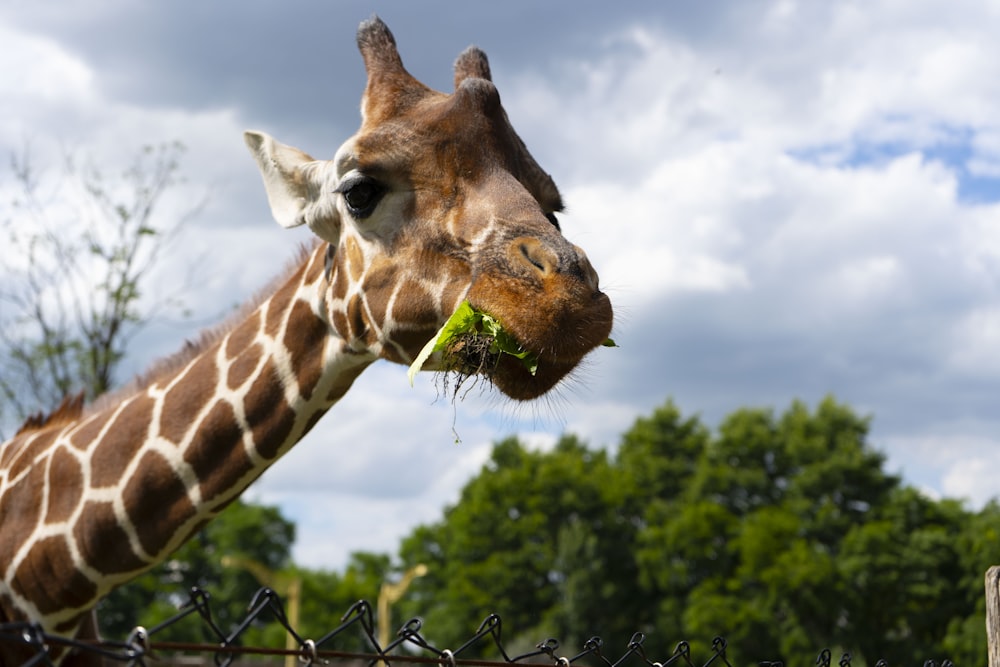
[{"left": 245, "top": 16, "right": 612, "bottom": 401}]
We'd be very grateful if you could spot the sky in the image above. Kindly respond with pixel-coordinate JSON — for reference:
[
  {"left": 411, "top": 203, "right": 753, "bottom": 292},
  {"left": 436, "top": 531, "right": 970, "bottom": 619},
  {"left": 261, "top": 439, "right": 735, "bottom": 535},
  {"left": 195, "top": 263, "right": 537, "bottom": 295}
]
[{"left": 2, "top": 0, "right": 1000, "bottom": 571}]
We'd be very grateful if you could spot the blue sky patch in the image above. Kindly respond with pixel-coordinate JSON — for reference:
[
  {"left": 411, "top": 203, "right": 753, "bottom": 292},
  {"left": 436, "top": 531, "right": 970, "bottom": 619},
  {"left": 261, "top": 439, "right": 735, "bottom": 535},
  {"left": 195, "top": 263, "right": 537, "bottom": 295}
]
[{"left": 789, "top": 124, "right": 1000, "bottom": 204}]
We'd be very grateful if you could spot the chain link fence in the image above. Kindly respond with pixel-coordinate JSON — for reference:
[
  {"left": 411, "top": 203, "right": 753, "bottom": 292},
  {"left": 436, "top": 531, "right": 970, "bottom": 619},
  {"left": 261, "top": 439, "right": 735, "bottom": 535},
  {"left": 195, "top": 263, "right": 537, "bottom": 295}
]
[{"left": 0, "top": 587, "right": 956, "bottom": 667}]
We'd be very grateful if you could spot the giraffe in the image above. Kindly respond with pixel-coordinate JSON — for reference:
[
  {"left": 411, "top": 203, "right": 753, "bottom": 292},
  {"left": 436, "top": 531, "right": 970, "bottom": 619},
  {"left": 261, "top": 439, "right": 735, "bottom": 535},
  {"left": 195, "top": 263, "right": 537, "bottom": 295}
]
[{"left": 0, "top": 16, "right": 613, "bottom": 666}]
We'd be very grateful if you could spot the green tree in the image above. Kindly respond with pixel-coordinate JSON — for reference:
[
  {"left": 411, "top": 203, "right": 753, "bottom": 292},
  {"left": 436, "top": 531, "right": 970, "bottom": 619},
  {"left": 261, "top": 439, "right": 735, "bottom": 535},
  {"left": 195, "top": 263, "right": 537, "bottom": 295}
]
[
  {"left": 944, "top": 501, "right": 1000, "bottom": 663},
  {"left": 837, "top": 488, "right": 969, "bottom": 664},
  {"left": 399, "top": 435, "right": 633, "bottom": 655},
  {"left": 0, "top": 141, "right": 202, "bottom": 435},
  {"left": 616, "top": 400, "right": 708, "bottom": 503},
  {"left": 635, "top": 399, "right": 881, "bottom": 662},
  {"left": 398, "top": 397, "right": 988, "bottom": 664}
]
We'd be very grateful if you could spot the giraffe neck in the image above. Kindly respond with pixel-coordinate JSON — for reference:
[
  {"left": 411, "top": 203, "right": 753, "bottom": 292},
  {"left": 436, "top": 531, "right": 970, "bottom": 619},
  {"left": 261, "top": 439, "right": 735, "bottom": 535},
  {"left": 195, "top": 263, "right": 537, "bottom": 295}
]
[{"left": 0, "top": 243, "right": 372, "bottom": 634}]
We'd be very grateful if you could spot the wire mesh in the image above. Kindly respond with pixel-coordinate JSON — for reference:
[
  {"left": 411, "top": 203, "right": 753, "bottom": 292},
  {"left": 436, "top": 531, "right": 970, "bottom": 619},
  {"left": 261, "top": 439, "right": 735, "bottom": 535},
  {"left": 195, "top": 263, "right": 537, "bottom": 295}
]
[{"left": 0, "top": 587, "right": 956, "bottom": 667}]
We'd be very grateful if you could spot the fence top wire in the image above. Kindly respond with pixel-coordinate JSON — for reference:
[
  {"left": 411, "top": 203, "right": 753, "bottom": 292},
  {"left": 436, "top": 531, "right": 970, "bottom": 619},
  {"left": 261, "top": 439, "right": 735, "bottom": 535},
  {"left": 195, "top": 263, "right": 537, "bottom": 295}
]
[{"left": 0, "top": 587, "right": 954, "bottom": 667}]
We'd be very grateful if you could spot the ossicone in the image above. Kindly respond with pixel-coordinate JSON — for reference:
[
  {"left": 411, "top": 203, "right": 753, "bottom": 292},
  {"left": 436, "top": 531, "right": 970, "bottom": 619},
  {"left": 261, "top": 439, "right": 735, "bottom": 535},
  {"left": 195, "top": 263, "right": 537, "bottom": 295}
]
[
  {"left": 454, "top": 46, "right": 492, "bottom": 88},
  {"left": 356, "top": 14, "right": 428, "bottom": 123},
  {"left": 356, "top": 15, "right": 405, "bottom": 75}
]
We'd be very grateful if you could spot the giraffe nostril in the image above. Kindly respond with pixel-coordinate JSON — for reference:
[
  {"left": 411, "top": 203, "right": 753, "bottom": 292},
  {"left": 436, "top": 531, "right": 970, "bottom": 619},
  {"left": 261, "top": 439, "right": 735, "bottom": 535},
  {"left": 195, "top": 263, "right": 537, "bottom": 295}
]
[
  {"left": 520, "top": 243, "right": 545, "bottom": 271},
  {"left": 512, "top": 238, "right": 557, "bottom": 276}
]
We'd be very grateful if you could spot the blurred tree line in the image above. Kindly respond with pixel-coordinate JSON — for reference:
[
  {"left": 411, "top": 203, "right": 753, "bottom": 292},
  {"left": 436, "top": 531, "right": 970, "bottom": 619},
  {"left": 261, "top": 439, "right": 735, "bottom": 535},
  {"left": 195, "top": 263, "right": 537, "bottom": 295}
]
[
  {"left": 394, "top": 398, "right": 997, "bottom": 665},
  {"left": 3, "top": 143, "right": 995, "bottom": 664}
]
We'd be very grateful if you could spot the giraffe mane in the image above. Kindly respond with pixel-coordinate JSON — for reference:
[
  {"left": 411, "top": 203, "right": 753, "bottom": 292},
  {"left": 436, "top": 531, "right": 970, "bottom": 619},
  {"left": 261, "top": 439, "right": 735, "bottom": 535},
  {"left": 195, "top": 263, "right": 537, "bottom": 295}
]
[
  {"left": 83, "top": 241, "right": 322, "bottom": 418},
  {"left": 13, "top": 392, "right": 86, "bottom": 437}
]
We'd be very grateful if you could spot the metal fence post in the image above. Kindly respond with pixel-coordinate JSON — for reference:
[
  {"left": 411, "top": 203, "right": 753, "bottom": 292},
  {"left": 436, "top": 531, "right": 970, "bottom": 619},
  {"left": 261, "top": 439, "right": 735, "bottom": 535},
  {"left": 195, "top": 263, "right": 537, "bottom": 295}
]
[{"left": 987, "top": 566, "right": 1000, "bottom": 667}]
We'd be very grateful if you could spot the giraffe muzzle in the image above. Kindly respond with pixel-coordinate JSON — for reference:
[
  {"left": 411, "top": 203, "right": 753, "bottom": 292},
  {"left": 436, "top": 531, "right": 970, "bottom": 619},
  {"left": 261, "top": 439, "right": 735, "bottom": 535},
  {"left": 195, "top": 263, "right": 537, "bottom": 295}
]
[{"left": 465, "top": 236, "right": 613, "bottom": 400}]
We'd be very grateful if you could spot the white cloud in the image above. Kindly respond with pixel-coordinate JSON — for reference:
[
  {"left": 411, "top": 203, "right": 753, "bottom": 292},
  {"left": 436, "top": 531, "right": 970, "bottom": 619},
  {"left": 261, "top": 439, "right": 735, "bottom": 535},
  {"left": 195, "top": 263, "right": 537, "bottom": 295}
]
[
  {"left": 877, "top": 430, "right": 1000, "bottom": 508},
  {"left": 942, "top": 455, "right": 1000, "bottom": 508},
  {"left": 0, "top": 22, "right": 94, "bottom": 130},
  {"left": 948, "top": 307, "right": 1000, "bottom": 377},
  {"left": 502, "top": 3, "right": 1000, "bottom": 513}
]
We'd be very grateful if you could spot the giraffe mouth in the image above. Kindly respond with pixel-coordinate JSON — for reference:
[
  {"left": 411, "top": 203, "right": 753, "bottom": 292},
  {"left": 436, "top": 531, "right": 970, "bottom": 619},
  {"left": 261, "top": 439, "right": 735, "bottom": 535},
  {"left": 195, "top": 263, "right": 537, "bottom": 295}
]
[
  {"left": 446, "top": 329, "right": 533, "bottom": 378},
  {"left": 435, "top": 331, "right": 552, "bottom": 401},
  {"left": 476, "top": 291, "right": 615, "bottom": 401},
  {"left": 408, "top": 299, "right": 613, "bottom": 401},
  {"left": 408, "top": 301, "right": 538, "bottom": 384}
]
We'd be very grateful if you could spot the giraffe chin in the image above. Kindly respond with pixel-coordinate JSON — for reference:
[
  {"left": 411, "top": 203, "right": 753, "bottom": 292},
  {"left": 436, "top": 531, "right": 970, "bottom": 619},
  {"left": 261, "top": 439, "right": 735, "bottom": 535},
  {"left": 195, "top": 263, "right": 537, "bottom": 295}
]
[
  {"left": 435, "top": 339, "right": 576, "bottom": 401},
  {"left": 490, "top": 354, "right": 578, "bottom": 401}
]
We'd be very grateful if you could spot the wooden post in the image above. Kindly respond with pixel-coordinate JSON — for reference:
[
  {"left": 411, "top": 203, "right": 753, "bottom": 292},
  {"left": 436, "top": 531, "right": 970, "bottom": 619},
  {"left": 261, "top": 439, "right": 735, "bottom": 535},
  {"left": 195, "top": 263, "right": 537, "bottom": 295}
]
[{"left": 987, "top": 566, "right": 1000, "bottom": 667}]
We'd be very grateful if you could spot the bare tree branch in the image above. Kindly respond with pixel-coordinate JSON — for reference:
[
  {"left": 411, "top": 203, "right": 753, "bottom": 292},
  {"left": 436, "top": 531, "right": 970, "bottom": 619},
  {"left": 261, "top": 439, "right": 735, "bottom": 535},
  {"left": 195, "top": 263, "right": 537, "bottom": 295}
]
[{"left": 0, "top": 140, "right": 206, "bottom": 437}]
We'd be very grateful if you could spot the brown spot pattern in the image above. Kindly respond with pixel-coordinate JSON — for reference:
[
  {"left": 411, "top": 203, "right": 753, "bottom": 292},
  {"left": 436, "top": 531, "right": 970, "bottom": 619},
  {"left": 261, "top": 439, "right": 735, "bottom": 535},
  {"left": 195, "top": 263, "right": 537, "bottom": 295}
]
[
  {"left": 89, "top": 395, "right": 155, "bottom": 488},
  {"left": 244, "top": 360, "right": 296, "bottom": 460},
  {"left": 11, "top": 537, "right": 97, "bottom": 614},
  {"left": 331, "top": 310, "right": 350, "bottom": 342},
  {"left": 345, "top": 236, "right": 365, "bottom": 282},
  {"left": 225, "top": 311, "right": 261, "bottom": 359},
  {"left": 384, "top": 328, "right": 436, "bottom": 364},
  {"left": 359, "top": 260, "right": 398, "bottom": 325},
  {"left": 73, "top": 501, "right": 147, "bottom": 574},
  {"left": 264, "top": 276, "right": 299, "bottom": 339},
  {"left": 285, "top": 300, "right": 328, "bottom": 401},
  {"left": 390, "top": 280, "right": 439, "bottom": 328},
  {"left": 160, "top": 353, "right": 219, "bottom": 445},
  {"left": 7, "top": 431, "right": 57, "bottom": 480},
  {"left": 227, "top": 342, "right": 264, "bottom": 390},
  {"left": 123, "top": 451, "right": 196, "bottom": 558},
  {"left": 69, "top": 415, "right": 105, "bottom": 451},
  {"left": 46, "top": 448, "right": 83, "bottom": 524},
  {"left": 183, "top": 400, "right": 254, "bottom": 503},
  {"left": 0, "top": 465, "right": 43, "bottom": 568},
  {"left": 330, "top": 261, "right": 350, "bottom": 301},
  {"left": 0, "top": 437, "right": 20, "bottom": 468},
  {"left": 346, "top": 294, "right": 367, "bottom": 342}
]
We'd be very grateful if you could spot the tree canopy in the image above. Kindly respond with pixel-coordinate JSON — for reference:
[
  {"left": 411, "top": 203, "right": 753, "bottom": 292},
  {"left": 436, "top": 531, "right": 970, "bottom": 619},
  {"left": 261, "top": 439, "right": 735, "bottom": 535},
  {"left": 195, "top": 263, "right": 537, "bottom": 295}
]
[{"left": 397, "top": 397, "right": 996, "bottom": 665}]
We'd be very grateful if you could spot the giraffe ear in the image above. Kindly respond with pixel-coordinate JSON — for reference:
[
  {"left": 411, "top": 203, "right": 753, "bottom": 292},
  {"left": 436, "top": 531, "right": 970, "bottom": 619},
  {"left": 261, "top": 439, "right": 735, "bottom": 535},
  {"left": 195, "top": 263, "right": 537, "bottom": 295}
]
[{"left": 244, "top": 131, "right": 341, "bottom": 242}]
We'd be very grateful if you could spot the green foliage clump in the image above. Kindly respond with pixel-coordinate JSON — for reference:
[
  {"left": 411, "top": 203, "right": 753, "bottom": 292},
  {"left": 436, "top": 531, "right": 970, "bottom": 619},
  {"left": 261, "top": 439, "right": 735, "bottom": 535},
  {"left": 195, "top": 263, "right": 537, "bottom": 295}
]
[{"left": 396, "top": 397, "right": 997, "bottom": 665}]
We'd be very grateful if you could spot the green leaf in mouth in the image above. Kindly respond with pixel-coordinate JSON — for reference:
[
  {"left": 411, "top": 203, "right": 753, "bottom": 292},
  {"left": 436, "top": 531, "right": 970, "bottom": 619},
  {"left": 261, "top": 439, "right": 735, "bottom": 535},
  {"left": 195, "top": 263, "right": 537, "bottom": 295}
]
[
  {"left": 407, "top": 301, "right": 618, "bottom": 386},
  {"left": 407, "top": 300, "right": 538, "bottom": 385}
]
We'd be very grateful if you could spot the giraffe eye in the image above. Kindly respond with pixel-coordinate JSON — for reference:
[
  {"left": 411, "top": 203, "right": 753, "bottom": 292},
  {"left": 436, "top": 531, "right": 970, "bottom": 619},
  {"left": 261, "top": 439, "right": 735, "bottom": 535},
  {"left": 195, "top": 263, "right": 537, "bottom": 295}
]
[{"left": 336, "top": 176, "right": 385, "bottom": 219}]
